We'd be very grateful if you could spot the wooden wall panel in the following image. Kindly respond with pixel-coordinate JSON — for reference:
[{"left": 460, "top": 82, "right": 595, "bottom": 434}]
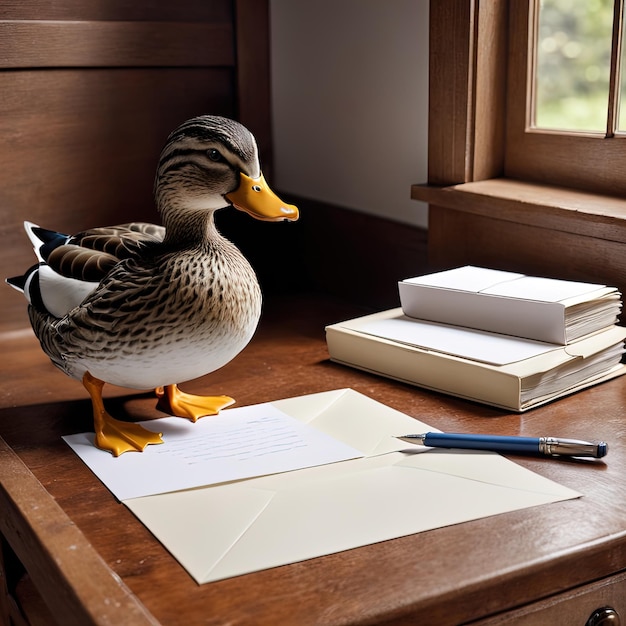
[
  {"left": 0, "top": 22, "right": 234, "bottom": 68},
  {"left": 289, "top": 196, "right": 428, "bottom": 310},
  {"left": 0, "top": 0, "right": 232, "bottom": 21},
  {"left": 235, "top": 0, "right": 272, "bottom": 172}
]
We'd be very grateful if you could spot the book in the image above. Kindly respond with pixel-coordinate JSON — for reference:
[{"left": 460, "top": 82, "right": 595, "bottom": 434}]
[
  {"left": 398, "top": 266, "right": 622, "bottom": 344},
  {"left": 325, "top": 308, "right": 626, "bottom": 412}
]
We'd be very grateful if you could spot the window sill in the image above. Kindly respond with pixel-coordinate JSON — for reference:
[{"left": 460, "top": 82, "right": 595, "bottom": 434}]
[{"left": 411, "top": 178, "right": 626, "bottom": 244}]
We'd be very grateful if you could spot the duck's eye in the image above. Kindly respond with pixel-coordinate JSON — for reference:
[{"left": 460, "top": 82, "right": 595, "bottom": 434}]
[{"left": 207, "top": 149, "right": 223, "bottom": 162}]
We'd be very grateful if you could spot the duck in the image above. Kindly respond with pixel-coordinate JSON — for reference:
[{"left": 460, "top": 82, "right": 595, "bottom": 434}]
[{"left": 6, "top": 115, "right": 298, "bottom": 456}]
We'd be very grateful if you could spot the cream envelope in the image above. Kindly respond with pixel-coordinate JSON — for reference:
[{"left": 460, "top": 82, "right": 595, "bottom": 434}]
[{"left": 121, "top": 389, "right": 581, "bottom": 584}]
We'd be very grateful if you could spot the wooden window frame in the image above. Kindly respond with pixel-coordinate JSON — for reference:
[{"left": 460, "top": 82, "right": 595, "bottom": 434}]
[
  {"left": 413, "top": 0, "right": 626, "bottom": 299},
  {"left": 506, "top": 0, "right": 626, "bottom": 196}
]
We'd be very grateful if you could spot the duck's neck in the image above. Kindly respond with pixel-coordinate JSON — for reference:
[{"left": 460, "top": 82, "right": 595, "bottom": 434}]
[{"left": 160, "top": 204, "right": 222, "bottom": 249}]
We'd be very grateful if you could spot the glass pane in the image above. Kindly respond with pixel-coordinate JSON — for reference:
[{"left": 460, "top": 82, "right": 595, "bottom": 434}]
[{"left": 534, "top": 0, "right": 614, "bottom": 132}]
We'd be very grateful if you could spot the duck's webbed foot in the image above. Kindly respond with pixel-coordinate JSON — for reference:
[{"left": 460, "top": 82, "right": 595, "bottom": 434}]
[
  {"left": 155, "top": 384, "right": 235, "bottom": 422},
  {"left": 82, "top": 372, "right": 163, "bottom": 456},
  {"left": 95, "top": 415, "right": 164, "bottom": 457}
]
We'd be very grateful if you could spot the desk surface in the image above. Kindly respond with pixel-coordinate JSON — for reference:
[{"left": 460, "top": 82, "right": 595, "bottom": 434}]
[{"left": 1, "top": 293, "right": 625, "bottom": 625}]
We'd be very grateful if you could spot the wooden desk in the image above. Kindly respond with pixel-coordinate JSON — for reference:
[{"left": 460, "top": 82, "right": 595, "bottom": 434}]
[{"left": 1, "top": 294, "right": 625, "bottom": 625}]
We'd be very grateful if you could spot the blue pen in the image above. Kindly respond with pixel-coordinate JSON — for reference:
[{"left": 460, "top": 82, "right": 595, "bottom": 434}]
[{"left": 397, "top": 432, "right": 608, "bottom": 459}]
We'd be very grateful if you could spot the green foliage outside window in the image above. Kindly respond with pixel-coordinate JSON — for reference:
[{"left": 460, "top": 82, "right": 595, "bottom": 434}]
[{"left": 534, "top": 0, "right": 624, "bottom": 132}]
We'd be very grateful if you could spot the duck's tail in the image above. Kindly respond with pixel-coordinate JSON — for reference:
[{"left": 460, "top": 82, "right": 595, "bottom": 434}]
[
  {"left": 24, "top": 221, "right": 71, "bottom": 262},
  {"left": 6, "top": 263, "right": 46, "bottom": 311},
  {"left": 7, "top": 222, "right": 101, "bottom": 318},
  {"left": 6, "top": 270, "right": 30, "bottom": 293}
]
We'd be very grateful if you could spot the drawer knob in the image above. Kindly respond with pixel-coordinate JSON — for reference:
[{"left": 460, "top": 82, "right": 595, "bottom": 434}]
[{"left": 586, "top": 607, "right": 620, "bottom": 626}]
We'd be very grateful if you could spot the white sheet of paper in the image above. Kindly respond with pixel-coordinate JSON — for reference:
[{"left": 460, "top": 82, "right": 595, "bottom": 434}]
[
  {"left": 406, "top": 265, "right": 524, "bottom": 291},
  {"left": 407, "top": 266, "right": 605, "bottom": 302},
  {"left": 482, "top": 275, "right": 607, "bottom": 302},
  {"left": 63, "top": 403, "right": 364, "bottom": 501},
  {"left": 348, "top": 314, "right": 554, "bottom": 365}
]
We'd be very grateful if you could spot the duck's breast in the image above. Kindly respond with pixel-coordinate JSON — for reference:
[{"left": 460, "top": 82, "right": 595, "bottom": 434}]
[{"left": 53, "top": 247, "right": 262, "bottom": 389}]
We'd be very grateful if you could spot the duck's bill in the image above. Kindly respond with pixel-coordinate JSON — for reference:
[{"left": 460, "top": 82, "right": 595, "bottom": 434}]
[{"left": 226, "top": 173, "right": 299, "bottom": 222}]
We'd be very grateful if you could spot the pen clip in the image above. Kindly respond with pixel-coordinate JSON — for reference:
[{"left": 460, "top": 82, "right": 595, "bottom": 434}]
[{"left": 539, "top": 437, "right": 607, "bottom": 458}]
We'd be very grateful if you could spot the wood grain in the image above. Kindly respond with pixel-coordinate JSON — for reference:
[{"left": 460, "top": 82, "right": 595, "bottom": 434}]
[
  {"left": 471, "top": 0, "right": 507, "bottom": 181},
  {"left": 427, "top": 0, "right": 507, "bottom": 184},
  {"left": 473, "top": 571, "right": 626, "bottom": 625},
  {"left": 412, "top": 179, "right": 626, "bottom": 241},
  {"left": 0, "top": 437, "right": 158, "bottom": 625},
  {"left": 0, "top": 0, "right": 232, "bottom": 22},
  {"left": 427, "top": 0, "right": 473, "bottom": 185},
  {"left": 234, "top": 0, "right": 273, "bottom": 173},
  {"left": 0, "top": 21, "right": 234, "bottom": 68}
]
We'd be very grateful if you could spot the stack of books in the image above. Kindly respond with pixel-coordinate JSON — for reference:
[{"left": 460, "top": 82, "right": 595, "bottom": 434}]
[{"left": 325, "top": 266, "right": 626, "bottom": 411}]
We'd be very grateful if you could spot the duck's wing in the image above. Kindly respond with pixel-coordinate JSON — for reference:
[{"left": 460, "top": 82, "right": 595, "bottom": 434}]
[
  {"left": 40, "top": 222, "right": 165, "bottom": 283},
  {"left": 69, "top": 222, "right": 165, "bottom": 256}
]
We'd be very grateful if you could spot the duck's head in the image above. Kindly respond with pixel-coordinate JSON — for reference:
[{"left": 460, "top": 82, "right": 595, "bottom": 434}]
[{"left": 155, "top": 115, "right": 298, "bottom": 224}]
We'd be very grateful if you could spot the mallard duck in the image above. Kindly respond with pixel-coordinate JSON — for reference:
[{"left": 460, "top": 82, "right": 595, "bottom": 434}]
[{"left": 7, "top": 115, "right": 298, "bottom": 456}]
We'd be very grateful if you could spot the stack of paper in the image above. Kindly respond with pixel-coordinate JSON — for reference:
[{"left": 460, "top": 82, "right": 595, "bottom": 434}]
[
  {"left": 399, "top": 266, "right": 622, "bottom": 344},
  {"left": 326, "top": 267, "right": 626, "bottom": 411}
]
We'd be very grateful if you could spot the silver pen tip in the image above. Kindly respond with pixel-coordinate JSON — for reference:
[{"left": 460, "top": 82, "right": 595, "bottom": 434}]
[{"left": 396, "top": 434, "right": 426, "bottom": 445}]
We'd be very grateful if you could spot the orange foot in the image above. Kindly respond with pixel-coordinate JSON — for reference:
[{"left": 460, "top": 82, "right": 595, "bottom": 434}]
[
  {"left": 155, "top": 384, "right": 235, "bottom": 422},
  {"left": 95, "top": 414, "right": 163, "bottom": 457},
  {"left": 83, "top": 372, "right": 163, "bottom": 457}
]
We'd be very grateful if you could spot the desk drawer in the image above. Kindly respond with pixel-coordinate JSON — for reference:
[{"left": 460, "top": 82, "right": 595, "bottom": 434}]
[{"left": 471, "top": 570, "right": 625, "bottom": 625}]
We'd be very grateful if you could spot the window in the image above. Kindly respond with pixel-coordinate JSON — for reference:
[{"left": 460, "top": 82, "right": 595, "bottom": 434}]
[
  {"left": 506, "top": 0, "right": 626, "bottom": 195},
  {"left": 413, "top": 0, "right": 626, "bottom": 300}
]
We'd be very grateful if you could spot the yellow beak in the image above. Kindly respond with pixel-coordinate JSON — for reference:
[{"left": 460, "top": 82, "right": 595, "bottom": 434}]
[{"left": 225, "top": 173, "right": 299, "bottom": 222}]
